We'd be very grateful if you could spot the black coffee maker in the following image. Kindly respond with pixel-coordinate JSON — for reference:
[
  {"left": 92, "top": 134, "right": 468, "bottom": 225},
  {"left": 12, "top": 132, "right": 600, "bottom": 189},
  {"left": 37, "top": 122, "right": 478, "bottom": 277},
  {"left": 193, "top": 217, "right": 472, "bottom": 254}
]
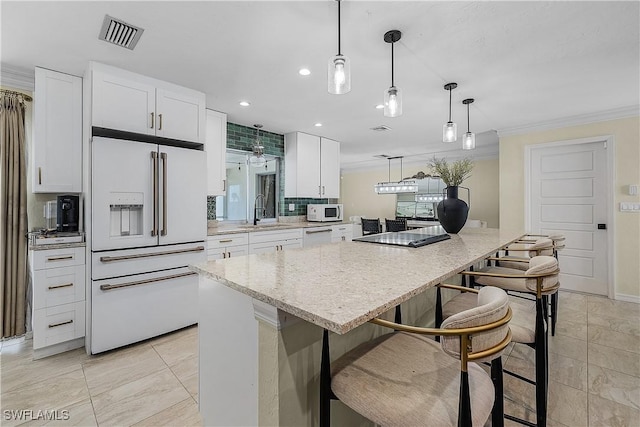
[{"left": 56, "top": 195, "right": 79, "bottom": 232}]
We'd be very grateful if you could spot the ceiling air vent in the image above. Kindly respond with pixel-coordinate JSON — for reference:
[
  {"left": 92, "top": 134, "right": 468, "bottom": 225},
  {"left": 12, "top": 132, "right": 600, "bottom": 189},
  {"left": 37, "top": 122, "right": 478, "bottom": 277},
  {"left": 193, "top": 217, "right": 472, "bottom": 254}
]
[
  {"left": 370, "top": 125, "right": 391, "bottom": 132},
  {"left": 98, "top": 15, "right": 144, "bottom": 50}
]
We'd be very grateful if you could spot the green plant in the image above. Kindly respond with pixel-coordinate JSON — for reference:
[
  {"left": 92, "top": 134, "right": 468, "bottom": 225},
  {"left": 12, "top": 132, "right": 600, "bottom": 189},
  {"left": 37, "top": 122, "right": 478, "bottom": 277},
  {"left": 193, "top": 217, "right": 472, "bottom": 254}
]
[{"left": 427, "top": 157, "right": 473, "bottom": 186}]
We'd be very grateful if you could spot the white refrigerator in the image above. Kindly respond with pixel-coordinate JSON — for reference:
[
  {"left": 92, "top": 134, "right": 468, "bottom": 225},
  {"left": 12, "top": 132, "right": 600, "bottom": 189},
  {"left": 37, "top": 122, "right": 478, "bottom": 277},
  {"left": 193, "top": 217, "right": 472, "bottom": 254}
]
[{"left": 90, "top": 136, "right": 206, "bottom": 353}]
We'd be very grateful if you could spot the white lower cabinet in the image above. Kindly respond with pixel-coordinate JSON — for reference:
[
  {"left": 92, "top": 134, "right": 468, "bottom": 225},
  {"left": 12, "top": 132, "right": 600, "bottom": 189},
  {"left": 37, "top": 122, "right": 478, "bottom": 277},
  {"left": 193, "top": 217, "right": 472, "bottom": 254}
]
[
  {"left": 302, "top": 226, "right": 333, "bottom": 247},
  {"left": 29, "top": 246, "right": 86, "bottom": 359},
  {"left": 248, "top": 229, "right": 303, "bottom": 254},
  {"left": 207, "top": 233, "right": 249, "bottom": 260},
  {"left": 331, "top": 224, "right": 353, "bottom": 242}
]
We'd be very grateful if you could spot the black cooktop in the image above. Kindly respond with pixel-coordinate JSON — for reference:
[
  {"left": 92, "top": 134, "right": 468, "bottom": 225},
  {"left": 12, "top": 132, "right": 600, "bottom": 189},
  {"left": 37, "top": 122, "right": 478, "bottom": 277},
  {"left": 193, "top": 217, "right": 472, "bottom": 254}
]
[{"left": 353, "top": 231, "right": 451, "bottom": 248}]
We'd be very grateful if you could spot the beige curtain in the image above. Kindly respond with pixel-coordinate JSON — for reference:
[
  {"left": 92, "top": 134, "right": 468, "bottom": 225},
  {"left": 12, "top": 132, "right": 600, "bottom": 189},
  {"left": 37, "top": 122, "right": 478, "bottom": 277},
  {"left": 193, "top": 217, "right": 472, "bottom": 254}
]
[{"left": 0, "top": 90, "right": 28, "bottom": 338}]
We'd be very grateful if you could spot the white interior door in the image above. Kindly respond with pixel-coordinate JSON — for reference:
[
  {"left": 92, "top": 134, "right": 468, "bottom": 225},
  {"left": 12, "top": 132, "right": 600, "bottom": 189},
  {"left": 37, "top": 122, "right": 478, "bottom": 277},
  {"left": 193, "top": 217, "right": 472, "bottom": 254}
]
[
  {"left": 158, "top": 145, "right": 207, "bottom": 245},
  {"left": 529, "top": 140, "right": 609, "bottom": 295}
]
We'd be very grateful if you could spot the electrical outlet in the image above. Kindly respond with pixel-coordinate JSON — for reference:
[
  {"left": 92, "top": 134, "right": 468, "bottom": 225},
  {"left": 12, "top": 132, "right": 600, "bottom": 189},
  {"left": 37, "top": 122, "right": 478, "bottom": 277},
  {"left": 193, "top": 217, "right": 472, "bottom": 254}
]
[
  {"left": 288, "top": 203, "right": 295, "bottom": 212},
  {"left": 620, "top": 202, "right": 640, "bottom": 212}
]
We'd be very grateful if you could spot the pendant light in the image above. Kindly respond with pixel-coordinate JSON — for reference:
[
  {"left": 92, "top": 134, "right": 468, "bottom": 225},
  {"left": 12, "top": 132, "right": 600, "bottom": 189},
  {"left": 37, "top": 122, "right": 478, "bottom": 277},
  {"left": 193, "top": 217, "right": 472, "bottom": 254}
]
[
  {"left": 442, "top": 82, "right": 458, "bottom": 143},
  {"left": 462, "top": 98, "right": 476, "bottom": 150},
  {"left": 374, "top": 156, "right": 418, "bottom": 194},
  {"left": 328, "top": 0, "right": 351, "bottom": 94},
  {"left": 383, "top": 30, "right": 402, "bottom": 117},
  {"left": 249, "top": 124, "right": 267, "bottom": 167}
]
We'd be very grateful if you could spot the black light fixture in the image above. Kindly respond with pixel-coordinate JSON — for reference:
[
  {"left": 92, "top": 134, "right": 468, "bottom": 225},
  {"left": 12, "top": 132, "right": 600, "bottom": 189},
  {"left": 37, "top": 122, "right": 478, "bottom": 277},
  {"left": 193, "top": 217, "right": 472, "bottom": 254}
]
[
  {"left": 328, "top": 0, "right": 351, "bottom": 94},
  {"left": 442, "top": 82, "right": 458, "bottom": 143},
  {"left": 462, "top": 98, "right": 475, "bottom": 150},
  {"left": 383, "top": 30, "right": 402, "bottom": 117},
  {"left": 249, "top": 124, "right": 266, "bottom": 167}
]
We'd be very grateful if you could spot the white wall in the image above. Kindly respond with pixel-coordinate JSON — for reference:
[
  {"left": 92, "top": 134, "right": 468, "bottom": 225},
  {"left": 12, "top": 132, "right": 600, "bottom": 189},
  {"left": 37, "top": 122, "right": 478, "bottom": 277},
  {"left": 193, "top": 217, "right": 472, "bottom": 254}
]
[{"left": 340, "top": 158, "right": 500, "bottom": 228}]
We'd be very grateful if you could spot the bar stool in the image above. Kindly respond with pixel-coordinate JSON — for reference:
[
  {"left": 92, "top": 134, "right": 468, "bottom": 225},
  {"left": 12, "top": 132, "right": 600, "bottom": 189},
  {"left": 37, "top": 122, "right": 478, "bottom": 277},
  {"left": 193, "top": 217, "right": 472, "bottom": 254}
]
[
  {"left": 488, "top": 238, "right": 560, "bottom": 336},
  {"left": 384, "top": 218, "right": 407, "bottom": 232},
  {"left": 438, "top": 256, "right": 560, "bottom": 427},
  {"left": 320, "top": 286, "right": 512, "bottom": 427},
  {"left": 361, "top": 218, "right": 382, "bottom": 235}
]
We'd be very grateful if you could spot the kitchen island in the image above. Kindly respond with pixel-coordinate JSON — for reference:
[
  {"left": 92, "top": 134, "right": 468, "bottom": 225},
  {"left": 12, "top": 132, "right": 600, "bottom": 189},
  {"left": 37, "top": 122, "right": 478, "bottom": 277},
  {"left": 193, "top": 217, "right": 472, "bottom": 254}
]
[{"left": 191, "top": 227, "right": 523, "bottom": 426}]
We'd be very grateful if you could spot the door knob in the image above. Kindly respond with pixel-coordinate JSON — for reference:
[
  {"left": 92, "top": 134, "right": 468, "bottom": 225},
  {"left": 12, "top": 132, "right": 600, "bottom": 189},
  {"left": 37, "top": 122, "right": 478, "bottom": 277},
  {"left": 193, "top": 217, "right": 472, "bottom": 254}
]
[{"left": 597, "top": 224, "right": 607, "bottom": 230}]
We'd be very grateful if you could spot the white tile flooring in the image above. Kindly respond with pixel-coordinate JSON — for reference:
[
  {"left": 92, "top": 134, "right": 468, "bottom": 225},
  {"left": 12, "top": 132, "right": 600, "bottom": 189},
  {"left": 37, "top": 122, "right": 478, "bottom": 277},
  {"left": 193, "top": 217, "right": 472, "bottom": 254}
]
[{"left": 1, "top": 290, "right": 638, "bottom": 426}]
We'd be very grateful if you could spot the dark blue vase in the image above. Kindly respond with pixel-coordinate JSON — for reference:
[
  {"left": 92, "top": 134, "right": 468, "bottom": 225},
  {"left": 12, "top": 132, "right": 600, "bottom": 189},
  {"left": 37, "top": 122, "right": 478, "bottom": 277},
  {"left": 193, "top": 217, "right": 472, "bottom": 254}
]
[{"left": 437, "top": 186, "right": 469, "bottom": 234}]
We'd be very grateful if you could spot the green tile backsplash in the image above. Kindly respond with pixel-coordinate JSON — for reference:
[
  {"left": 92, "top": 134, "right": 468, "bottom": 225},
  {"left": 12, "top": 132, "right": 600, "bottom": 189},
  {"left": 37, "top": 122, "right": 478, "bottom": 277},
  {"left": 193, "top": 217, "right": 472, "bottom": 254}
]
[{"left": 207, "top": 122, "right": 335, "bottom": 220}]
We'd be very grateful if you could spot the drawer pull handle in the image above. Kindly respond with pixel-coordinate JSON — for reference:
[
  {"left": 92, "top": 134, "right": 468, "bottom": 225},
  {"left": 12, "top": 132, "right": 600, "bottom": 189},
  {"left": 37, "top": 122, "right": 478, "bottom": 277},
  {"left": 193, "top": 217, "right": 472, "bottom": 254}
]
[
  {"left": 219, "top": 239, "right": 233, "bottom": 243},
  {"left": 49, "top": 319, "right": 73, "bottom": 328},
  {"left": 47, "top": 255, "right": 74, "bottom": 262},
  {"left": 100, "top": 246, "right": 204, "bottom": 262},
  {"left": 305, "top": 229, "right": 332, "bottom": 234},
  {"left": 100, "top": 271, "right": 198, "bottom": 291},
  {"left": 48, "top": 283, "right": 73, "bottom": 290}
]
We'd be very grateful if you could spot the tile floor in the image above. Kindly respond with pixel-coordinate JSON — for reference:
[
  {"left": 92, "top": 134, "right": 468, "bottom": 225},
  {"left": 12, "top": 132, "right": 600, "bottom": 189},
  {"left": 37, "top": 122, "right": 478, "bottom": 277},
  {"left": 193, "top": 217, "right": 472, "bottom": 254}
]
[{"left": 1, "top": 290, "right": 638, "bottom": 426}]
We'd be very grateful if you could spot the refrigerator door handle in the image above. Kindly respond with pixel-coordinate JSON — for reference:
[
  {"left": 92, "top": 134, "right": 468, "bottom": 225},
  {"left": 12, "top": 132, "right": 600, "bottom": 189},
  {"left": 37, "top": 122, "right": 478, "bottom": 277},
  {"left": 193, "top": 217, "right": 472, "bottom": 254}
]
[
  {"left": 99, "top": 271, "right": 198, "bottom": 291},
  {"left": 151, "top": 151, "right": 158, "bottom": 236},
  {"left": 161, "top": 152, "right": 168, "bottom": 236}
]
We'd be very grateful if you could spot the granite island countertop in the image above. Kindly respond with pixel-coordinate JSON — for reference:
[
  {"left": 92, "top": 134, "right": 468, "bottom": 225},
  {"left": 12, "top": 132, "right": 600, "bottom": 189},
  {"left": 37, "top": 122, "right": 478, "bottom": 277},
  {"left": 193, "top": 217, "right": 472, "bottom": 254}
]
[{"left": 191, "top": 227, "right": 523, "bottom": 334}]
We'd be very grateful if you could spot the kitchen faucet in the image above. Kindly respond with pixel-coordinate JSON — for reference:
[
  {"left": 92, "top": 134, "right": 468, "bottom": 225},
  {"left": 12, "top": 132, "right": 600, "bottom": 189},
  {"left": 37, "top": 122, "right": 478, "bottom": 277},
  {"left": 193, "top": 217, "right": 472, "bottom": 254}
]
[{"left": 253, "top": 194, "right": 266, "bottom": 225}]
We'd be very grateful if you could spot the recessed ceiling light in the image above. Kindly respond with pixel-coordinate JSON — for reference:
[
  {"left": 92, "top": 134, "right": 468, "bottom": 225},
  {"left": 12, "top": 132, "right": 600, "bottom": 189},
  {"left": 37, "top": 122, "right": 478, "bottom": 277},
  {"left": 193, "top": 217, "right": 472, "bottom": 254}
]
[
  {"left": 299, "top": 68, "right": 311, "bottom": 76},
  {"left": 314, "top": 123, "right": 323, "bottom": 127},
  {"left": 375, "top": 104, "right": 384, "bottom": 109},
  {"left": 239, "top": 101, "right": 250, "bottom": 107}
]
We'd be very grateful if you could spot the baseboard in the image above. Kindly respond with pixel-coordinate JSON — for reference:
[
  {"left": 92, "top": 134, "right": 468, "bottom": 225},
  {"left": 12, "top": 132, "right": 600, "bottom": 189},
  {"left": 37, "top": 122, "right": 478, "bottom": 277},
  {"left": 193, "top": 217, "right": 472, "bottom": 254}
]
[
  {"left": 33, "top": 337, "right": 85, "bottom": 360},
  {"left": 614, "top": 293, "right": 640, "bottom": 304}
]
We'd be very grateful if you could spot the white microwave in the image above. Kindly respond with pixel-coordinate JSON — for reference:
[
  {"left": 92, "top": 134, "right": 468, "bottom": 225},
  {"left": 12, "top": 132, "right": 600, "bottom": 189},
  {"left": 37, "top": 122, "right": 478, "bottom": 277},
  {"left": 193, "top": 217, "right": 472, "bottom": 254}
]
[{"left": 307, "top": 204, "right": 343, "bottom": 222}]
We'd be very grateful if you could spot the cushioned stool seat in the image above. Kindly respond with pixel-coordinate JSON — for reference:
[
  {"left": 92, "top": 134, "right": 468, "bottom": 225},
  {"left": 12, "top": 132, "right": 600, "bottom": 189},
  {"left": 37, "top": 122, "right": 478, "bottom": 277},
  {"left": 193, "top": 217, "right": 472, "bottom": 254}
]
[
  {"left": 475, "top": 256, "right": 560, "bottom": 296},
  {"left": 331, "top": 332, "right": 494, "bottom": 427}
]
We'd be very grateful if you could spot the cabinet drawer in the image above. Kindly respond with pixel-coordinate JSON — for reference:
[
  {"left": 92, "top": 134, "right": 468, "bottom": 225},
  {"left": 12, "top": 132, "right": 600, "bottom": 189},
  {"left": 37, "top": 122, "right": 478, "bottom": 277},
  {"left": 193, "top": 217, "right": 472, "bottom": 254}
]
[
  {"left": 249, "top": 229, "right": 303, "bottom": 244},
  {"left": 33, "top": 265, "right": 85, "bottom": 309},
  {"left": 32, "top": 247, "right": 85, "bottom": 270},
  {"left": 32, "top": 301, "right": 85, "bottom": 350},
  {"left": 207, "top": 233, "right": 249, "bottom": 250}
]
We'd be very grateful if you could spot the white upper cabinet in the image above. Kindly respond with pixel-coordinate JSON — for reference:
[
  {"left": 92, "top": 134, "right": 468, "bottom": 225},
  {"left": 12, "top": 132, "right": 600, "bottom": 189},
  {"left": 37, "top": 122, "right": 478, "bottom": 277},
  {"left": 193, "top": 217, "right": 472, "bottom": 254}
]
[
  {"left": 91, "top": 63, "right": 205, "bottom": 143},
  {"left": 319, "top": 137, "right": 340, "bottom": 199},
  {"left": 284, "top": 132, "right": 340, "bottom": 198},
  {"left": 33, "top": 67, "right": 82, "bottom": 193},
  {"left": 92, "top": 71, "right": 155, "bottom": 136},
  {"left": 155, "top": 89, "right": 203, "bottom": 142},
  {"left": 205, "top": 109, "right": 227, "bottom": 196}
]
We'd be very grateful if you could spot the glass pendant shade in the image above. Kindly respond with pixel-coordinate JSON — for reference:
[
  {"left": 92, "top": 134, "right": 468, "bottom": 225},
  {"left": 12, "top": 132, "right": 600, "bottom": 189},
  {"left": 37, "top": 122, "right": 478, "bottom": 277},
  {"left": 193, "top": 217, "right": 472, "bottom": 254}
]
[
  {"left": 328, "top": 54, "right": 351, "bottom": 94},
  {"left": 249, "top": 152, "right": 266, "bottom": 168},
  {"left": 443, "top": 121, "right": 457, "bottom": 143},
  {"left": 384, "top": 86, "right": 402, "bottom": 117},
  {"left": 462, "top": 132, "right": 476, "bottom": 150}
]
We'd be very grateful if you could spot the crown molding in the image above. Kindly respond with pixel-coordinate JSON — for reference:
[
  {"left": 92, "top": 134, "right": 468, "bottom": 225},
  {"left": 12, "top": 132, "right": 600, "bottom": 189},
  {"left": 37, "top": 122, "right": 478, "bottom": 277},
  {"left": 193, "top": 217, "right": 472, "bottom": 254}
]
[
  {"left": 497, "top": 105, "right": 640, "bottom": 137},
  {"left": 0, "top": 64, "right": 35, "bottom": 92}
]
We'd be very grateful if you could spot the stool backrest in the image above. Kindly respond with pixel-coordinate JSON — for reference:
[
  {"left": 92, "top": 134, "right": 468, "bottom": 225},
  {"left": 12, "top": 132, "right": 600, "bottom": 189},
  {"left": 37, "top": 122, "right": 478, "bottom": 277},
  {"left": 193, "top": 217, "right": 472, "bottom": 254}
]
[
  {"left": 361, "top": 218, "right": 381, "bottom": 235},
  {"left": 529, "top": 238, "right": 554, "bottom": 257},
  {"left": 385, "top": 218, "right": 407, "bottom": 232},
  {"left": 525, "top": 255, "right": 559, "bottom": 292},
  {"left": 440, "top": 286, "right": 511, "bottom": 362}
]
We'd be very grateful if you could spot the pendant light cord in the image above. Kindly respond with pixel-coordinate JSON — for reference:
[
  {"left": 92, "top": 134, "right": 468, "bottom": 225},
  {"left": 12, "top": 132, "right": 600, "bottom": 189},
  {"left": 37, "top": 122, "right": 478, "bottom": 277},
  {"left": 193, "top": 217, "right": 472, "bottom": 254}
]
[
  {"left": 337, "top": 0, "right": 341, "bottom": 55},
  {"left": 448, "top": 88, "right": 453, "bottom": 122},
  {"left": 391, "top": 41, "right": 395, "bottom": 87},
  {"left": 467, "top": 103, "right": 470, "bottom": 132}
]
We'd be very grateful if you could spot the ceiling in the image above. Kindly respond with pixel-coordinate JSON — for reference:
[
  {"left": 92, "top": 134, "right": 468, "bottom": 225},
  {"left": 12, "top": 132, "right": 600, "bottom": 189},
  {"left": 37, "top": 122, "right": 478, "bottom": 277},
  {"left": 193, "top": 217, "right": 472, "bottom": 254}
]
[{"left": 2, "top": 1, "right": 639, "bottom": 170}]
